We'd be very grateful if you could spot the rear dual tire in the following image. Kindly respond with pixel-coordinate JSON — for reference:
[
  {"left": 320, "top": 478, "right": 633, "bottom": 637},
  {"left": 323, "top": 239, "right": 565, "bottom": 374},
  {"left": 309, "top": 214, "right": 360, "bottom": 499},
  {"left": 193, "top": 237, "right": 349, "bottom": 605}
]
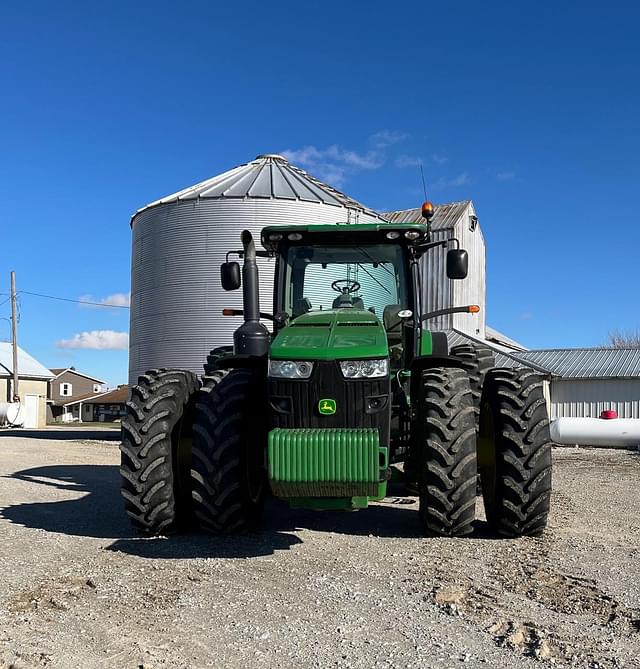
[{"left": 478, "top": 368, "right": 552, "bottom": 537}]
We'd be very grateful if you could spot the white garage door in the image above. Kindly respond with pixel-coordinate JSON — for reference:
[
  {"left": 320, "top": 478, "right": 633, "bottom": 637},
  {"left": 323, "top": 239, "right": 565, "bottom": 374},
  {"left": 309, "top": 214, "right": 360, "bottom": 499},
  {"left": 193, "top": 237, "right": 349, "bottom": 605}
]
[{"left": 23, "top": 394, "right": 39, "bottom": 428}]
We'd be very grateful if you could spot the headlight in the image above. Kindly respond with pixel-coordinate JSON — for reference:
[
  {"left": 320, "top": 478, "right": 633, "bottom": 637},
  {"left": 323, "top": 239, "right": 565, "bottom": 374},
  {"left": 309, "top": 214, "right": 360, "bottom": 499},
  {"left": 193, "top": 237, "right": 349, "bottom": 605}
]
[
  {"left": 268, "top": 360, "right": 314, "bottom": 379},
  {"left": 339, "top": 359, "right": 388, "bottom": 379}
]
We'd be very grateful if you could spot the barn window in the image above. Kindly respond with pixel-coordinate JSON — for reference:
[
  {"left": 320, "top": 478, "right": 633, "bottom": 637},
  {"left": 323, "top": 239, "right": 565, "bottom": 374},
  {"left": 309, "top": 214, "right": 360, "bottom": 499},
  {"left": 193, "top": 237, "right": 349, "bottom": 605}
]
[{"left": 60, "top": 382, "right": 72, "bottom": 396}]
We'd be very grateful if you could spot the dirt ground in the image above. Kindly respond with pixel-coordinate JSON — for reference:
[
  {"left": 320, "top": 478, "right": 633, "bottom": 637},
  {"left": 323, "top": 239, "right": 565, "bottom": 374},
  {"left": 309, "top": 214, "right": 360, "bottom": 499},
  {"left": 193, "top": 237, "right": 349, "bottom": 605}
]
[{"left": 0, "top": 429, "right": 639, "bottom": 669}]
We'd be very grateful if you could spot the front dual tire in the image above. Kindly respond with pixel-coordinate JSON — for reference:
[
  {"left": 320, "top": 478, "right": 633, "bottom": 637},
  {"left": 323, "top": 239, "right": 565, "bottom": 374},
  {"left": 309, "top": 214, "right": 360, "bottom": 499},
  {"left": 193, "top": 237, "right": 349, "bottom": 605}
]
[
  {"left": 191, "top": 369, "right": 267, "bottom": 534},
  {"left": 120, "top": 367, "right": 266, "bottom": 536}
]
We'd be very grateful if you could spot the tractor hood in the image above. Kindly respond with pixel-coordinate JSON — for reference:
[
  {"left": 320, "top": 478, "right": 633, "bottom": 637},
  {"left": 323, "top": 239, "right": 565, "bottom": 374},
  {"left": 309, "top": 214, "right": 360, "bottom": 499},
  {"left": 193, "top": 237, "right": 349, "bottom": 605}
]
[{"left": 270, "top": 310, "right": 388, "bottom": 361}]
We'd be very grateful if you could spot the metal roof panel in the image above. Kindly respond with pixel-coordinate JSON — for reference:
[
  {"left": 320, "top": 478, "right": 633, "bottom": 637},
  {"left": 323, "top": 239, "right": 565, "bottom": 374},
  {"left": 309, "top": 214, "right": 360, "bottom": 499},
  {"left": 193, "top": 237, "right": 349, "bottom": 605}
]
[
  {"left": 517, "top": 348, "right": 640, "bottom": 378},
  {"left": 383, "top": 201, "right": 471, "bottom": 231},
  {"left": 133, "top": 154, "right": 383, "bottom": 222},
  {"left": 0, "top": 343, "right": 54, "bottom": 380}
]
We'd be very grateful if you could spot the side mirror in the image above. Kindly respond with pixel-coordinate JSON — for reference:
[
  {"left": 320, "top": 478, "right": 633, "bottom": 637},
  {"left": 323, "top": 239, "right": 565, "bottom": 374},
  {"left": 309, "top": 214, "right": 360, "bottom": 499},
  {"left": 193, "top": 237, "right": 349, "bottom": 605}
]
[
  {"left": 446, "top": 249, "right": 468, "bottom": 280},
  {"left": 220, "top": 261, "right": 241, "bottom": 291}
]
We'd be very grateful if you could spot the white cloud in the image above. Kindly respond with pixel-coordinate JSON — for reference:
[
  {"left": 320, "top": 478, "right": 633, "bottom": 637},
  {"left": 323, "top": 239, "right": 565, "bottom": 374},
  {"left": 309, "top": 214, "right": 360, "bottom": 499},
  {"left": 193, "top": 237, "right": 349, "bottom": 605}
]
[
  {"left": 78, "top": 292, "right": 130, "bottom": 309},
  {"left": 370, "top": 130, "right": 408, "bottom": 149},
  {"left": 395, "top": 155, "right": 423, "bottom": 168},
  {"left": 57, "top": 330, "right": 129, "bottom": 350},
  {"left": 497, "top": 171, "right": 515, "bottom": 182},
  {"left": 431, "top": 153, "right": 448, "bottom": 165},
  {"left": 431, "top": 172, "right": 470, "bottom": 189},
  {"left": 282, "top": 144, "right": 384, "bottom": 187},
  {"left": 519, "top": 312, "right": 534, "bottom": 321}
]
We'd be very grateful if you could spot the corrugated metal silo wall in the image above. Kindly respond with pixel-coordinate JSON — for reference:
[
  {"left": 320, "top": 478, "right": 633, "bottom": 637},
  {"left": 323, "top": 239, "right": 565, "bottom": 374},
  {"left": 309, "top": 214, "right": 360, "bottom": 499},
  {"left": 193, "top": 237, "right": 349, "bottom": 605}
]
[
  {"left": 550, "top": 378, "right": 640, "bottom": 419},
  {"left": 419, "top": 203, "right": 486, "bottom": 336},
  {"left": 129, "top": 199, "right": 381, "bottom": 383}
]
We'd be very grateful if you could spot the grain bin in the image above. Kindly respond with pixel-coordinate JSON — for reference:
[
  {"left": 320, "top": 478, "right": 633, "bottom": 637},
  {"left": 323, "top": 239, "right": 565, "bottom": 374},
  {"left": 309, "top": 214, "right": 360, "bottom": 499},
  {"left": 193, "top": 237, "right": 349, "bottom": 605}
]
[{"left": 129, "top": 154, "right": 385, "bottom": 383}]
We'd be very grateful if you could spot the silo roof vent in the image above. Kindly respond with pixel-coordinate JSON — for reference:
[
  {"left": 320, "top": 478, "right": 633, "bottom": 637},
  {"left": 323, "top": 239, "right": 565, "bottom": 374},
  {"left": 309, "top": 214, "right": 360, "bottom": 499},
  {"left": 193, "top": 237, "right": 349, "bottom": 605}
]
[{"left": 133, "top": 153, "right": 382, "bottom": 221}]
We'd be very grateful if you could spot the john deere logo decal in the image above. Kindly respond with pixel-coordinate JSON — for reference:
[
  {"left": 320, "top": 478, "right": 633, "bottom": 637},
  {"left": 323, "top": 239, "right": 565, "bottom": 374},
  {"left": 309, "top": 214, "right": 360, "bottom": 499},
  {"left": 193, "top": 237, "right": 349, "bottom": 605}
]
[{"left": 319, "top": 399, "right": 337, "bottom": 415}]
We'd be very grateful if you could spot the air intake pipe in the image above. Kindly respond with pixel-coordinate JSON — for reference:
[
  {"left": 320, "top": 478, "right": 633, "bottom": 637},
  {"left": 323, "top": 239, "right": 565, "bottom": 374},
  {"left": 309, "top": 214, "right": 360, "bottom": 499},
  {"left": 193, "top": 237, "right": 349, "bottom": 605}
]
[{"left": 233, "top": 230, "right": 270, "bottom": 356}]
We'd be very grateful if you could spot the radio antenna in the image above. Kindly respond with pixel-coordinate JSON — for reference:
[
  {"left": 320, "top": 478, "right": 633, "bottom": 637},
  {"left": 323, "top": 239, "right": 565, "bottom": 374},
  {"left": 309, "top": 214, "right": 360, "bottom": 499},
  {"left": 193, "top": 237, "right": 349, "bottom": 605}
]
[{"left": 419, "top": 162, "right": 428, "bottom": 201}]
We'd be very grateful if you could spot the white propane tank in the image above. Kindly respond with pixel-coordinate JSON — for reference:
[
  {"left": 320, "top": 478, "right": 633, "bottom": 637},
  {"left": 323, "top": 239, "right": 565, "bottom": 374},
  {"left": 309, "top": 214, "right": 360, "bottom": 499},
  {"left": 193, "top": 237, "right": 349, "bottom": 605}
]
[
  {"left": 0, "top": 402, "right": 24, "bottom": 427},
  {"left": 550, "top": 417, "right": 640, "bottom": 448}
]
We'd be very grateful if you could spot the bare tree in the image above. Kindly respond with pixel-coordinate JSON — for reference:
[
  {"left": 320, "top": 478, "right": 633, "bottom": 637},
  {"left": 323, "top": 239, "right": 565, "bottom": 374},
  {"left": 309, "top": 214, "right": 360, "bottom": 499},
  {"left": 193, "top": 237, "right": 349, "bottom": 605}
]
[{"left": 607, "top": 329, "right": 640, "bottom": 348}]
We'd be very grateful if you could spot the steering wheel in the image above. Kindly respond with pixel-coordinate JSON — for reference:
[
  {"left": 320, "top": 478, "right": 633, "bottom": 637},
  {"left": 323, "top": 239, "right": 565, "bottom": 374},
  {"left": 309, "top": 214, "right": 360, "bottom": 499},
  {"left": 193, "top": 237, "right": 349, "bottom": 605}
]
[{"left": 331, "top": 279, "right": 361, "bottom": 294}]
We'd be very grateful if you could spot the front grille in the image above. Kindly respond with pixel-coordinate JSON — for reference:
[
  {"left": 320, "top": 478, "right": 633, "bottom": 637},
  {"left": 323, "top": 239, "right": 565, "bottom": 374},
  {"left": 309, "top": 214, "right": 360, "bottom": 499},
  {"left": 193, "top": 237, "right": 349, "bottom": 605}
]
[{"left": 269, "top": 360, "right": 390, "bottom": 446}]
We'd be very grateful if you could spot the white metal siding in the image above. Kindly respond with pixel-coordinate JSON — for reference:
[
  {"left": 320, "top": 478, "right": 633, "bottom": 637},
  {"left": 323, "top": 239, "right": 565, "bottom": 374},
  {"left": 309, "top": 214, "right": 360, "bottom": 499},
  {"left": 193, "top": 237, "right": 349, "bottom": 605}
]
[
  {"left": 129, "top": 198, "right": 381, "bottom": 383},
  {"left": 549, "top": 378, "right": 640, "bottom": 419},
  {"left": 420, "top": 202, "right": 486, "bottom": 337},
  {"left": 452, "top": 202, "right": 486, "bottom": 338}
]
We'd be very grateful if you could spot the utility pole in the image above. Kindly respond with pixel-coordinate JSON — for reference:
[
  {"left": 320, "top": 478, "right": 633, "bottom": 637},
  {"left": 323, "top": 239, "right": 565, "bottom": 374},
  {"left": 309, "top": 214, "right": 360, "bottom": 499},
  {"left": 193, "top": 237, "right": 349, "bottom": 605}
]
[{"left": 10, "top": 271, "right": 19, "bottom": 402}]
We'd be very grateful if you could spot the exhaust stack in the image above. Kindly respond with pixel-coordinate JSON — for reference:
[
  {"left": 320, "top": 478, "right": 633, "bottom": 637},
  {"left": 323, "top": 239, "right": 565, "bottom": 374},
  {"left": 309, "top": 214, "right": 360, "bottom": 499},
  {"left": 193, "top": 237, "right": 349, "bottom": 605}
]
[{"left": 233, "top": 230, "right": 270, "bottom": 356}]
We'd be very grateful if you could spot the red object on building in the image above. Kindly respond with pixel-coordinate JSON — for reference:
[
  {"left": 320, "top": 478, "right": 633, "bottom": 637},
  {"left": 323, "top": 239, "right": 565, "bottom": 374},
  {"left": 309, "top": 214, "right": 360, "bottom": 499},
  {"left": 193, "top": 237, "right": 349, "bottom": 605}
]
[{"left": 600, "top": 410, "right": 618, "bottom": 419}]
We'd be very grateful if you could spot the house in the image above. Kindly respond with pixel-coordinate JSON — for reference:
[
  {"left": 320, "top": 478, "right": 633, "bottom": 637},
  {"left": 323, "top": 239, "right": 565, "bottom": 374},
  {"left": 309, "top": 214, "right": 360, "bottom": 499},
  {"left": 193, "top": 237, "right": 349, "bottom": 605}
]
[
  {"left": 62, "top": 385, "right": 128, "bottom": 423},
  {"left": 47, "top": 367, "right": 106, "bottom": 423},
  {"left": 0, "top": 342, "right": 53, "bottom": 428}
]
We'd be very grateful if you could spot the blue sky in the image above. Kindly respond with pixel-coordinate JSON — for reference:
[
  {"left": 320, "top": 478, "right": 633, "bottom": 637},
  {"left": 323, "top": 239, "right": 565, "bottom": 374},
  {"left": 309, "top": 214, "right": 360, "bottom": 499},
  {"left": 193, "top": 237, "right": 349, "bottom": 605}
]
[{"left": 1, "top": 1, "right": 639, "bottom": 386}]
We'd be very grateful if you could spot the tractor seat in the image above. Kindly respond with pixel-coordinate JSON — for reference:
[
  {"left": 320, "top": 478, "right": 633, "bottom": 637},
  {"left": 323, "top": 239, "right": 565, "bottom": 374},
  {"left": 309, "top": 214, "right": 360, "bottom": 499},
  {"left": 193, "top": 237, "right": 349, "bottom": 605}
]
[
  {"left": 332, "top": 294, "right": 364, "bottom": 309},
  {"left": 293, "top": 297, "right": 312, "bottom": 316}
]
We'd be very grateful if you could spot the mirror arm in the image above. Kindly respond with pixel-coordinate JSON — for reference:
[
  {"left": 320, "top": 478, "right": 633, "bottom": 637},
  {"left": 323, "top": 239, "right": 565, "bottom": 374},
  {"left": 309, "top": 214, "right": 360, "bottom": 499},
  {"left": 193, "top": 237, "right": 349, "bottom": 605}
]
[
  {"left": 415, "top": 237, "right": 460, "bottom": 253},
  {"left": 222, "top": 308, "right": 276, "bottom": 322},
  {"left": 420, "top": 305, "right": 480, "bottom": 323},
  {"left": 226, "top": 249, "right": 272, "bottom": 261}
]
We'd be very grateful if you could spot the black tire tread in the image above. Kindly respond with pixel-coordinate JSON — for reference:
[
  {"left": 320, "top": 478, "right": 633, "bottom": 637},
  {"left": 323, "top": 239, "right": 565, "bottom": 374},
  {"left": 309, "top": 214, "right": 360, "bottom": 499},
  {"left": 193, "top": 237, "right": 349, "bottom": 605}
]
[
  {"left": 417, "top": 367, "right": 477, "bottom": 537},
  {"left": 203, "top": 346, "right": 234, "bottom": 376},
  {"left": 120, "top": 368, "right": 200, "bottom": 534},
  {"left": 190, "top": 369, "right": 266, "bottom": 534},
  {"left": 449, "top": 343, "right": 495, "bottom": 422},
  {"left": 480, "top": 367, "right": 552, "bottom": 537}
]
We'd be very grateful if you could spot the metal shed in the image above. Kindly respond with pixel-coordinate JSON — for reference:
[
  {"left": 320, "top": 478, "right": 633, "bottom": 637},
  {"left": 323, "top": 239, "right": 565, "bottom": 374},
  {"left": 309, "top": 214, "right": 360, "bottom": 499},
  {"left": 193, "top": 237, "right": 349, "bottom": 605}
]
[
  {"left": 517, "top": 348, "right": 640, "bottom": 419},
  {"left": 383, "top": 202, "right": 486, "bottom": 338},
  {"left": 439, "top": 334, "right": 640, "bottom": 421}
]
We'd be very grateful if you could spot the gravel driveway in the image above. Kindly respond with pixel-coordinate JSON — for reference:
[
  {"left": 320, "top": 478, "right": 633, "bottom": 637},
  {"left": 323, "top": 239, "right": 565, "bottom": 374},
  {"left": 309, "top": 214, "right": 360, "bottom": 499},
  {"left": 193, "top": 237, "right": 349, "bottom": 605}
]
[{"left": 0, "top": 429, "right": 639, "bottom": 668}]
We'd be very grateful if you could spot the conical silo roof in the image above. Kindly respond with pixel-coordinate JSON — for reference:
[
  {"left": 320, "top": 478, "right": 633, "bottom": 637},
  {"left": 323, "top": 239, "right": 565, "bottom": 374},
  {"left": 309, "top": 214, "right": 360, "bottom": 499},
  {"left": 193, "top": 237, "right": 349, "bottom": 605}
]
[{"left": 133, "top": 154, "right": 383, "bottom": 222}]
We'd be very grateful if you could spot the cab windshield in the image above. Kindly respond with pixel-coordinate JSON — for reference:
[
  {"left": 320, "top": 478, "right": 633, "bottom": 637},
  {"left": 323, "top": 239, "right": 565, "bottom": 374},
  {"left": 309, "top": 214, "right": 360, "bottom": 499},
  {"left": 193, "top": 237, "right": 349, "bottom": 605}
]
[{"left": 282, "top": 244, "right": 410, "bottom": 318}]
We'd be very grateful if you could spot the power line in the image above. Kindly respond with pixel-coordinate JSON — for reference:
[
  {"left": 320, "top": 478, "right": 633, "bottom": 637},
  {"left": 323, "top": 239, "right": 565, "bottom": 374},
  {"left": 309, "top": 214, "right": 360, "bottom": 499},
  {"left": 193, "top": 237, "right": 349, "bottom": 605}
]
[{"left": 19, "top": 290, "right": 130, "bottom": 309}]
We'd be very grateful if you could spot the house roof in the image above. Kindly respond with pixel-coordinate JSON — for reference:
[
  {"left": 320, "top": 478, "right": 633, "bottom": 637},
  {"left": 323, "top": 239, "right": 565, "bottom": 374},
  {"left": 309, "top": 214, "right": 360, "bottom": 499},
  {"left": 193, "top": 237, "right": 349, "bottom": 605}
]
[
  {"left": 49, "top": 367, "right": 106, "bottom": 383},
  {"left": 133, "top": 154, "right": 384, "bottom": 223},
  {"left": 62, "top": 391, "right": 106, "bottom": 406},
  {"left": 0, "top": 342, "right": 54, "bottom": 380},
  {"left": 516, "top": 348, "right": 640, "bottom": 379},
  {"left": 382, "top": 201, "right": 472, "bottom": 231},
  {"left": 79, "top": 386, "right": 129, "bottom": 405}
]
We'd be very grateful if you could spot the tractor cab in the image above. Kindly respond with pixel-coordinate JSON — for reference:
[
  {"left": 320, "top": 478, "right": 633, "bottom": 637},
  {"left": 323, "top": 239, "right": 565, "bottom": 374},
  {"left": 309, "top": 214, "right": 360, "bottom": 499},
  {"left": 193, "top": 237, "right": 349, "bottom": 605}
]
[{"left": 262, "top": 223, "right": 421, "bottom": 359}]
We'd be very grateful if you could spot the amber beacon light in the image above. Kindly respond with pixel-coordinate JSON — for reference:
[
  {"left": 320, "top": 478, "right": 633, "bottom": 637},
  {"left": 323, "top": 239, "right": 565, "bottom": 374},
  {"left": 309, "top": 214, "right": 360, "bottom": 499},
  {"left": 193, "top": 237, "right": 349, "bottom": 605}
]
[{"left": 421, "top": 201, "right": 435, "bottom": 221}]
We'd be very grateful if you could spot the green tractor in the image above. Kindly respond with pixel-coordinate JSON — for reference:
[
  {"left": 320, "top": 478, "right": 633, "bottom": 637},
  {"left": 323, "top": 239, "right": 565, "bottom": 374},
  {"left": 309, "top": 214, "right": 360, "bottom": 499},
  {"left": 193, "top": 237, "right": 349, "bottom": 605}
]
[{"left": 121, "top": 206, "right": 552, "bottom": 538}]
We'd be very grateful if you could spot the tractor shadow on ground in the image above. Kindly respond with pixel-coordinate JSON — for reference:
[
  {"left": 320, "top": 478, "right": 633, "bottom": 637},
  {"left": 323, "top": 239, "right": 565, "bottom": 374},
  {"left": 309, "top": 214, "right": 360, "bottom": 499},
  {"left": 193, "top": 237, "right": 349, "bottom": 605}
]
[
  {"left": 2, "top": 464, "right": 302, "bottom": 558},
  {"left": 2, "top": 464, "right": 131, "bottom": 539},
  {"left": 3, "top": 465, "right": 498, "bottom": 559},
  {"left": 0, "top": 428, "right": 121, "bottom": 441}
]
